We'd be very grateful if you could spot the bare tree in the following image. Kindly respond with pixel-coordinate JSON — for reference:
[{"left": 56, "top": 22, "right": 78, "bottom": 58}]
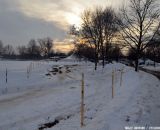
[
  {"left": 38, "top": 37, "right": 53, "bottom": 58},
  {"left": 118, "top": 0, "right": 160, "bottom": 71},
  {"left": 28, "top": 39, "right": 40, "bottom": 57},
  {"left": 0, "top": 40, "right": 3, "bottom": 55},
  {"left": 81, "top": 7, "right": 119, "bottom": 69},
  {"left": 146, "top": 39, "right": 160, "bottom": 65},
  {"left": 3, "top": 44, "right": 15, "bottom": 56},
  {"left": 81, "top": 8, "right": 102, "bottom": 70},
  {"left": 17, "top": 45, "right": 27, "bottom": 56},
  {"left": 103, "top": 8, "right": 119, "bottom": 63},
  {"left": 75, "top": 43, "right": 95, "bottom": 61}
]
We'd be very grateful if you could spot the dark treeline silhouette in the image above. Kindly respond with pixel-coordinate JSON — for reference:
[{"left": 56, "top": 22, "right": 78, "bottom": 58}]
[
  {"left": 0, "top": 40, "right": 16, "bottom": 59},
  {"left": 17, "top": 38, "right": 54, "bottom": 59},
  {"left": 74, "top": 41, "right": 122, "bottom": 63},
  {"left": 0, "top": 38, "right": 69, "bottom": 60},
  {"left": 71, "top": 0, "right": 160, "bottom": 71},
  {"left": 145, "top": 39, "right": 160, "bottom": 64}
]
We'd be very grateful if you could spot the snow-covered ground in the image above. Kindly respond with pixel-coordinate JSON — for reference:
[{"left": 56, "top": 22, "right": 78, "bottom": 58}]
[
  {"left": 139, "top": 59, "right": 160, "bottom": 71},
  {"left": 0, "top": 58, "right": 159, "bottom": 130},
  {"left": 143, "top": 66, "right": 160, "bottom": 72}
]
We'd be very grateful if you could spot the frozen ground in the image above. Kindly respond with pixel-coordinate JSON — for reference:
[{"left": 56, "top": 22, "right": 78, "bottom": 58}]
[{"left": 0, "top": 58, "right": 160, "bottom": 130}]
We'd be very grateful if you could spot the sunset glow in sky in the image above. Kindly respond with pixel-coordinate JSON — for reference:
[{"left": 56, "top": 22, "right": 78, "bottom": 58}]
[{"left": 0, "top": 0, "right": 127, "bottom": 50}]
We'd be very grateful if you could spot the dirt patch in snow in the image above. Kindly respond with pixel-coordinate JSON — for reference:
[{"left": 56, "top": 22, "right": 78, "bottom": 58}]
[
  {"left": 45, "top": 64, "right": 78, "bottom": 77},
  {"left": 38, "top": 114, "right": 72, "bottom": 130}
]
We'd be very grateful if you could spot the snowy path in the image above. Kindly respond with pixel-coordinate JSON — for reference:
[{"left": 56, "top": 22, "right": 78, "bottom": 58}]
[
  {"left": 139, "top": 67, "right": 160, "bottom": 79},
  {"left": 0, "top": 82, "right": 81, "bottom": 130}
]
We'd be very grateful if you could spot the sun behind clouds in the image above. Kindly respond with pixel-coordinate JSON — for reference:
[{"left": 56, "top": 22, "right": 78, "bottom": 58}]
[
  {"left": 65, "top": 12, "right": 82, "bottom": 28},
  {"left": 15, "top": 0, "right": 125, "bottom": 30}
]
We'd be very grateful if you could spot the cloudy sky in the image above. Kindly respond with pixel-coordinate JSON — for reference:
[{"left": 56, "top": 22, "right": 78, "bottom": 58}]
[{"left": 0, "top": 0, "right": 126, "bottom": 47}]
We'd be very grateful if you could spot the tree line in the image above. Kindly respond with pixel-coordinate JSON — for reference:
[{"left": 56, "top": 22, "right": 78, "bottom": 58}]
[
  {"left": 0, "top": 37, "right": 68, "bottom": 60},
  {"left": 72, "top": 0, "right": 160, "bottom": 71}
]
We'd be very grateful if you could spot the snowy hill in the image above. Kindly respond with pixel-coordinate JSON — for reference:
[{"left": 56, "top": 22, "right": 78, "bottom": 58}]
[{"left": 0, "top": 60, "right": 159, "bottom": 130}]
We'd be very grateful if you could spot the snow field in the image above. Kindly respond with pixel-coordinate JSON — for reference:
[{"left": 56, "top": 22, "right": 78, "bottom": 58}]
[{"left": 0, "top": 59, "right": 159, "bottom": 130}]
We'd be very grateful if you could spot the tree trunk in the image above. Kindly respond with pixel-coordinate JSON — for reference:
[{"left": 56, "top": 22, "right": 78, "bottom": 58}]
[
  {"left": 154, "top": 50, "right": 156, "bottom": 67},
  {"left": 102, "top": 45, "right": 105, "bottom": 68},
  {"left": 105, "top": 43, "right": 109, "bottom": 62},
  {"left": 135, "top": 57, "right": 139, "bottom": 72},
  {"left": 95, "top": 48, "right": 97, "bottom": 70},
  {"left": 95, "top": 60, "right": 97, "bottom": 70},
  {"left": 102, "top": 55, "right": 105, "bottom": 68}
]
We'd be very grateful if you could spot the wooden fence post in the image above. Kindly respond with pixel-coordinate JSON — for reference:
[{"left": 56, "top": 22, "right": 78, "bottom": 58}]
[
  {"left": 6, "top": 68, "right": 8, "bottom": 83},
  {"left": 112, "top": 69, "right": 114, "bottom": 99},
  {"left": 81, "top": 73, "right": 84, "bottom": 127},
  {"left": 120, "top": 68, "right": 123, "bottom": 87},
  {"left": 27, "top": 67, "right": 29, "bottom": 79}
]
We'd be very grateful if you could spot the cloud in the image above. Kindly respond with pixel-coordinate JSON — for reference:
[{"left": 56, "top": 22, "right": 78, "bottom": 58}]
[
  {"left": 0, "top": 0, "right": 126, "bottom": 47},
  {"left": 15, "top": 0, "right": 80, "bottom": 30},
  {"left": 0, "top": 0, "right": 66, "bottom": 46},
  {"left": 15, "top": 0, "right": 126, "bottom": 30}
]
